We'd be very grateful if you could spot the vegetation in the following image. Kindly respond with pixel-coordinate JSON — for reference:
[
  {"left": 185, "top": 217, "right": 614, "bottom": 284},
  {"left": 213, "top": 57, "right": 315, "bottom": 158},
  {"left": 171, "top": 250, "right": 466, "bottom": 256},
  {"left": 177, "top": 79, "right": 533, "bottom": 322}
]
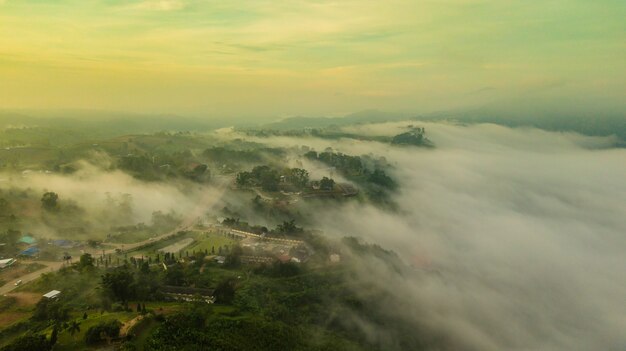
[
  {"left": 236, "top": 165, "right": 309, "bottom": 192},
  {"left": 0, "top": 118, "right": 446, "bottom": 350},
  {"left": 391, "top": 127, "right": 433, "bottom": 147},
  {"left": 84, "top": 319, "right": 121, "bottom": 345}
]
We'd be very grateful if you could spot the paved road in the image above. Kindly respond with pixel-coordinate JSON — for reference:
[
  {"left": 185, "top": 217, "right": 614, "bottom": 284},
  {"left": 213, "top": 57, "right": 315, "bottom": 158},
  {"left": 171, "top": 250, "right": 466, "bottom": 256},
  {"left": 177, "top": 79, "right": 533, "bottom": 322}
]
[{"left": 0, "top": 261, "right": 65, "bottom": 295}]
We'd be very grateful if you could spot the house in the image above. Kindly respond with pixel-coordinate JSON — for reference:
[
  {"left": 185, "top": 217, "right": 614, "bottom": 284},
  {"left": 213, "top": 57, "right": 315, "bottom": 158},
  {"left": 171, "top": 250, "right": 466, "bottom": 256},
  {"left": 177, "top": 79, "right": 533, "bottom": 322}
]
[
  {"left": 19, "top": 246, "right": 39, "bottom": 257},
  {"left": 0, "top": 258, "right": 16, "bottom": 269},
  {"left": 240, "top": 256, "right": 273, "bottom": 265},
  {"left": 19, "top": 235, "right": 36, "bottom": 245},
  {"left": 160, "top": 286, "right": 215, "bottom": 304},
  {"left": 51, "top": 240, "right": 76, "bottom": 249},
  {"left": 43, "top": 290, "right": 61, "bottom": 299},
  {"left": 277, "top": 254, "right": 291, "bottom": 263}
]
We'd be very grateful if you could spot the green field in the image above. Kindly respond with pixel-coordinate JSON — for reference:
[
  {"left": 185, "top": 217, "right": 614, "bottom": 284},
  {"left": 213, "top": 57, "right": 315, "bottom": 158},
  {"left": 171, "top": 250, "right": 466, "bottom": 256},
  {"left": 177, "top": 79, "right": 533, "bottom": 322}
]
[
  {"left": 118, "top": 231, "right": 236, "bottom": 259},
  {"left": 185, "top": 231, "right": 237, "bottom": 255},
  {"left": 53, "top": 310, "right": 136, "bottom": 351}
]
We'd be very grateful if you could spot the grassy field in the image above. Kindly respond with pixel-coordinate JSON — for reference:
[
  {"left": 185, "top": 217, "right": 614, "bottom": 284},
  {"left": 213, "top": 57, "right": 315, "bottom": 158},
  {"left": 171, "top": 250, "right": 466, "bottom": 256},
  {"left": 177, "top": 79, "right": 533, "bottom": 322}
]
[
  {"left": 115, "top": 231, "right": 196, "bottom": 258},
  {"left": 107, "top": 227, "right": 157, "bottom": 244},
  {"left": 118, "top": 230, "right": 236, "bottom": 260},
  {"left": 53, "top": 310, "right": 137, "bottom": 351},
  {"left": 186, "top": 231, "right": 237, "bottom": 255}
]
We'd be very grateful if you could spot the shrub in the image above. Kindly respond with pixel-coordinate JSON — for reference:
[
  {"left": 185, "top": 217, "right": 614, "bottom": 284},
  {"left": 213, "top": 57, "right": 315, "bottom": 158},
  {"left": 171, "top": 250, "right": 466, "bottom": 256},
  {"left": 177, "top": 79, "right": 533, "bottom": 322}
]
[{"left": 84, "top": 319, "right": 122, "bottom": 345}]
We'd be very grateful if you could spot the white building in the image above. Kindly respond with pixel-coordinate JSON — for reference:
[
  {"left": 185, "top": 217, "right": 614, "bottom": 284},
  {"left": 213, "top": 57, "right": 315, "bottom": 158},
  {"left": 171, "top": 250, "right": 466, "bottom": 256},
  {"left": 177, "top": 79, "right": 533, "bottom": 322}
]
[
  {"left": 0, "top": 258, "right": 16, "bottom": 269},
  {"left": 43, "top": 290, "right": 61, "bottom": 299}
]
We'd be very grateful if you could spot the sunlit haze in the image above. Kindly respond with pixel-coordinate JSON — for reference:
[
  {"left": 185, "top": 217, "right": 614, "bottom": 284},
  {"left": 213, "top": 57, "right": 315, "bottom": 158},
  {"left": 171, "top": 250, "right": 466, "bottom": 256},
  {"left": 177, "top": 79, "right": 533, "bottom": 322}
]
[{"left": 1, "top": 0, "right": 624, "bottom": 117}]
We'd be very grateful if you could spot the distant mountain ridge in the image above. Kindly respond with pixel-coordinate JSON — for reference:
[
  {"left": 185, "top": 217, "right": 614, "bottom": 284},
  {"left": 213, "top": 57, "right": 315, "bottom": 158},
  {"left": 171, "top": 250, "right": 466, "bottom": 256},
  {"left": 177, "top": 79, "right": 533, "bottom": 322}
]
[
  {"left": 264, "top": 108, "right": 626, "bottom": 142},
  {"left": 261, "top": 110, "right": 413, "bottom": 130},
  {"left": 2, "top": 106, "right": 623, "bottom": 143}
]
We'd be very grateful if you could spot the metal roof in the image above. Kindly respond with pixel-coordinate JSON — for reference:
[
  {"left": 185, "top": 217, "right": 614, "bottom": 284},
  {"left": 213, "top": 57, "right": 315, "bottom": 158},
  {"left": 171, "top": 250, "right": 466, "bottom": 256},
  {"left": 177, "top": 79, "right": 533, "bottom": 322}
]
[{"left": 43, "top": 290, "right": 61, "bottom": 298}]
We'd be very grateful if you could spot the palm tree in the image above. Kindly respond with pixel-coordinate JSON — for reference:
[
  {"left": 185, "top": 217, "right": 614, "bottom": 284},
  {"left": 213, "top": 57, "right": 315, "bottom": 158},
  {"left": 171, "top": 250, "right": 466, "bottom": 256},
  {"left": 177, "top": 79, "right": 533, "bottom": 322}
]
[{"left": 67, "top": 320, "right": 81, "bottom": 340}]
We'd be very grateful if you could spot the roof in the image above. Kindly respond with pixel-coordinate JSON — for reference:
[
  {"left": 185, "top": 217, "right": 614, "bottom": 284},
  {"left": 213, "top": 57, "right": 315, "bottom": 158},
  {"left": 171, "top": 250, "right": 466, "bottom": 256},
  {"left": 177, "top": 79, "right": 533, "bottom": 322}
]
[
  {"left": 160, "top": 285, "right": 214, "bottom": 297},
  {"left": 19, "top": 235, "right": 36, "bottom": 244},
  {"left": 277, "top": 254, "right": 291, "bottom": 263},
  {"left": 20, "top": 246, "right": 39, "bottom": 256},
  {"left": 0, "top": 258, "right": 15, "bottom": 268},
  {"left": 43, "top": 290, "right": 61, "bottom": 298},
  {"left": 51, "top": 240, "right": 74, "bottom": 248}
]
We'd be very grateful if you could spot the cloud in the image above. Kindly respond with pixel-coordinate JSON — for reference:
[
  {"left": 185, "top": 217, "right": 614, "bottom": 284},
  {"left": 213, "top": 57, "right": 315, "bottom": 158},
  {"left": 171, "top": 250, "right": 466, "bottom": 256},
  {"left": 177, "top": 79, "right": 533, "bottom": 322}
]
[
  {"left": 128, "top": 0, "right": 186, "bottom": 11},
  {"left": 1, "top": 160, "right": 225, "bottom": 238},
  {"left": 242, "top": 122, "right": 626, "bottom": 350}
]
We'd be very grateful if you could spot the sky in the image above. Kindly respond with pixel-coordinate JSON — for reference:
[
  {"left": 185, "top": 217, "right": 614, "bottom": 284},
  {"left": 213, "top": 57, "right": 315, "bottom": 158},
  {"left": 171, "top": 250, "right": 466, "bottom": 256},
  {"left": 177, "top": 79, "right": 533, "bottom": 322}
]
[{"left": 0, "top": 0, "right": 624, "bottom": 117}]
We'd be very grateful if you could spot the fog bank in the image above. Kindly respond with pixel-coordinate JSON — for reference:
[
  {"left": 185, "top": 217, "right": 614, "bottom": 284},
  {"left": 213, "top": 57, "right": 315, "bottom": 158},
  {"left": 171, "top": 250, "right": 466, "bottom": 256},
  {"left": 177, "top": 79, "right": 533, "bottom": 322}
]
[{"left": 249, "top": 122, "right": 626, "bottom": 350}]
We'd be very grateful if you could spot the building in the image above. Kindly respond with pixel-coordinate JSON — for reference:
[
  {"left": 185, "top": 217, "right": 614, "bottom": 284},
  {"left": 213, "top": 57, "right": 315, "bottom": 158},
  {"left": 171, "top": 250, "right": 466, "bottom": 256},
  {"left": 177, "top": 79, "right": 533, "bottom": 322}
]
[
  {"left": 277, "top": 254, "right": 291, "bottom": 263},
  {"left": 0, "top": 258, "right": 16, "bottom": 269},
  {"left": 51, "top": 240, "right": 76, "bottom": 249},
  {"left": 43, "top": 290, "right": 61, "bottom": 299},
  {"left": 160, "top": 286, "right": 215, "bottom": 304},
  {"left": 19, "top": 246, "right": 39, "bottom": 257},
  {"left": 240, "top": 255, "right": 273, "bottom": 264},
  {"left": 19, "top": 235, "right": 36, "bottom": 245},
  {"left": 19, "top": 246, "right": 39, "bottom": 256}
]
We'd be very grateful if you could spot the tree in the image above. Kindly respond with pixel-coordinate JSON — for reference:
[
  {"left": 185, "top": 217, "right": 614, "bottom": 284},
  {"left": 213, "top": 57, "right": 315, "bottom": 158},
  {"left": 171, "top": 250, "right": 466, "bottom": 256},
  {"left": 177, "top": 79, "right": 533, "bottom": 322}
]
[
  {"left": 236, "top": 171, "right": 252, "bottom": 187},
  {"left": 50, "top": 324, "right": 58, "bottom": 346},
  {"left": 319, "top": 177, "right": 335, "bottom": 191},
  {"left": 259, "top": 170, "right": 280, "bottom": 191},
  {"left": 224, "top": 245, "right": 242, "bottom": 268},
  {"left": 276, "top": 220, "right": 302, "bottom": 234},
  {"left": 222, "top": 217, "right": 239, "bottom": 226},
  {"left": 1, "top": 334, "right": 51, "bottom": 351},
  {"left": 0, "top": 229, "right": 20, "bottom": 246},
  {"left": 391, "top": 130, "right": 428, "bottom": 146},
  {"left": 67, "top": 321, "right": 80, "bottom": 337},
  {"left": 304, "top": 150, "right": 318, "bottom": 160},
  {"left": 187, "top": 164, "right": 210, "bottom": 182},
  {"left": 120, "top": 342, "right": 138, "bottom": 351},
  {"left": 41, "top": 192, "right": 59, "bottom": 211},
  {"left": 140, "top": 261, "right": 150, "bottom": 274},
  {"left": 287, "top": 168, "right": 309, "bottom": 189},
  {"left": 68, "top": 320, "right": 81, "bottom": 338},
  {"left": 33, "top": 297, "right": 69, "bottom": 321},
  {"left": 101, "top": 268, "right": 135, "bottom": 307},
  {"left": 368, "top": 169, "right": 396, "bottom": 189},
  {"left": 78, "top": 253, "right": 95, "bottom": 270},
  {"left": 85, "top": 320, "right": 121, "bottom": 345},
  {"left": 165, "top": 264, "right": 185, "bottom": 286},
  {"left": 214, "top": 279, "right": 236, "bottom": 304}
]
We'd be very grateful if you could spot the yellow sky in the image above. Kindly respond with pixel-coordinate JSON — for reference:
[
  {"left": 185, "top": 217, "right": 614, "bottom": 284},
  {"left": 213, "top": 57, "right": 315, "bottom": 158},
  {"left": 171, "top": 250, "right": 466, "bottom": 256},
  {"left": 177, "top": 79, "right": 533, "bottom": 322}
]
[{"left": 0, "top": 0, "right": 624, "bottom": 117}]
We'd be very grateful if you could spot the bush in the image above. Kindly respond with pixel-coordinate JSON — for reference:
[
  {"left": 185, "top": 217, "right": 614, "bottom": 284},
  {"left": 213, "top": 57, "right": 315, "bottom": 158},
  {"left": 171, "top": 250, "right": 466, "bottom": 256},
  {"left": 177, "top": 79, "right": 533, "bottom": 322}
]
[
  {"left": 84, "top": 319, "right": 122, "bottom": 345},
  {"left": 1, "top": 334, "right": 51, "bottom": 351}
]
